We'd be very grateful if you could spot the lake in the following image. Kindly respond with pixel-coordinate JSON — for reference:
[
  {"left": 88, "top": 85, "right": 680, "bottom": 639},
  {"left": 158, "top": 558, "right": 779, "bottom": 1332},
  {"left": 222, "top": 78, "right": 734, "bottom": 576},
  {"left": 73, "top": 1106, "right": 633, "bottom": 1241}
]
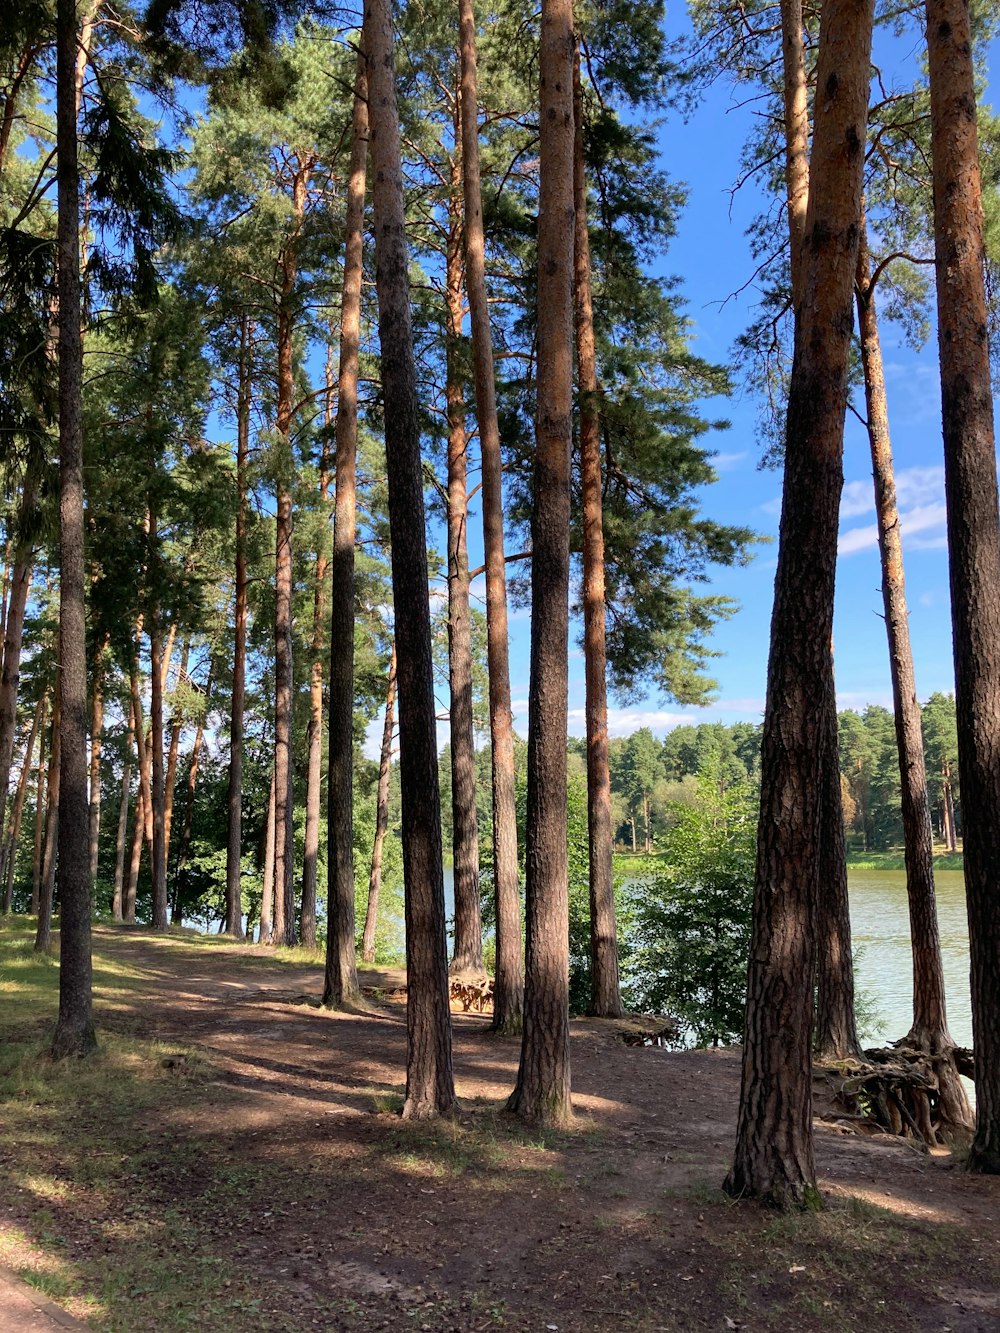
[{"left": 849, "top": 866, "right": 971, "bottom": 1047}]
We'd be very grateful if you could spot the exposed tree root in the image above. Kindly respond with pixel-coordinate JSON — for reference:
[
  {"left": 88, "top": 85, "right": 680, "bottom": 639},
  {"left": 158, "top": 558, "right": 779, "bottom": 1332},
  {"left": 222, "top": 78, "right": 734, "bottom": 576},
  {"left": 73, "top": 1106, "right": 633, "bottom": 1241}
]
[{"left": 817, "top": 1041, "right": 974, "bottom": 1150}]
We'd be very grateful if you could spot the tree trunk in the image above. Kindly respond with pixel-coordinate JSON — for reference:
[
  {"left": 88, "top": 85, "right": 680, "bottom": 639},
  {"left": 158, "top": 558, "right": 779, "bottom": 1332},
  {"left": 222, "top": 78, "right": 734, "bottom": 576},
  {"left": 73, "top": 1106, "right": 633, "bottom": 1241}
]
[
  {"left": 111, "top": 701, "right": 132, "bottom": 922},
  {"left": 87, "top": 632, "right": 107, "bottom": 888},
  {"left": 225, "top": 315, "right": 251, "bottom": 939},
  {"left": 163, "top": 639, "right": 189, "bottom": 877},
  {"left": 324, "top": 37, "right": 368, "bottom": 1007},
  {"left": 367, "top": 0, "right": 454, "bottom": 1117},
  {"left": 724, "top": 0, "right": 873, "bottom": 1207},
  {"left": 814, "top": 667, "right": 861, "bottom": 1060},
  {"left": 32, "top": 723, "right": 46, "bottom": 915},
  {"left": 35, "top": 684, "right": 61, "bottom": 953},
  {"left": 125, "top": 783, "right": 143, "bottom": 925},
  {"left": 3, "top": 691, "right": 45, "bottom": 912},
  {"left": 506, "top": 0, "right": 575, "bottom": 1129},
  {"left": 855, "top": 209, "right": 969, "bottom": 1129},
  {"left": 259, "top": 765, "right": 277, "bottom": 945},
  {"left": 302, "top": 344, "right": 334, "bottom": 952},
  {"left": 0, "top": 535, "right": 34, "bottom": 857},
  {"left": 50, "top": 0, "right": 95, "bottom": 1054},
  {"left": 777, "top": 0, "right": 859, "bottom": 1067},
  {"left": 925, "top": 0, "right": 1000, "bottom": 1173},
  {"left": 173, "top": 664, "right": 212, "bottom": 905},
  {"left": 445, "top": 131, "right": 484, "bottom": 976},
  {"left": 943, "top": 768, "right": 957, "bottom": 851},
  {"left": 458, "top": 0, "right": 523, "bottom": 1034},
  {"left": 362, "top": 643, "right": 396, "bottom": 965},
  {"left": 573, "top": 45, "right": 622, "bottom": 1020},
  {"left": 272, "top": 179, "right": 303, "bottom": 949}
]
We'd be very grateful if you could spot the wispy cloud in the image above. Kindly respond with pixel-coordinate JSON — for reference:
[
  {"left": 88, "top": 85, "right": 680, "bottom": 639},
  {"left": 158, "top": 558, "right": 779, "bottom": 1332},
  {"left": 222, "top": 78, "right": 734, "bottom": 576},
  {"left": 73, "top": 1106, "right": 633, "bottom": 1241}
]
[
  {"left": 710, "top": 450, "right": 749, "bottom": 473},
  {"left": 838, "top": 468, "right": 947, "bottom": 556}
]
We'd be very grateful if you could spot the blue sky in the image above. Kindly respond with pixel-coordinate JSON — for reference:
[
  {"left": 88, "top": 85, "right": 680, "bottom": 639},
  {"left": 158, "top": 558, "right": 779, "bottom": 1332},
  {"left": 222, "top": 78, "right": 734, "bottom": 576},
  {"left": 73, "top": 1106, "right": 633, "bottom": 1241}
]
[{"left": 463, "top": 14, "right": 1000, "bottom": 749}]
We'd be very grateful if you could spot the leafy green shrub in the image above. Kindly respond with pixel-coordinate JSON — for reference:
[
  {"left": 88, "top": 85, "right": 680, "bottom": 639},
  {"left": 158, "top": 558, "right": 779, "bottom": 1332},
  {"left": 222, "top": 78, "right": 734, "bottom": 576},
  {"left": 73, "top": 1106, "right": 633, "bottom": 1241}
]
[{"left": 621, "top": 778, "right": 756, "bottom": 1046}]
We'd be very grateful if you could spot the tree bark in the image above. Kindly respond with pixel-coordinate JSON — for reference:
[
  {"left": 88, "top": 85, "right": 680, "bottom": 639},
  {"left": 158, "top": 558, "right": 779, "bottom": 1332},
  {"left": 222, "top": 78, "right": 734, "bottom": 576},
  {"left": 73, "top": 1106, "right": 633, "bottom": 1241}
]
[
  {"left": 925, "top": 0, "right": 1000, "bottom": 1173},
  {"left": 724, "top": 0, "right": 873, "bottom": 1207},
  {"left": 149, "top": 572, "right": 168, "bottom": 931},
  {"left": 173, "top": 663, "right": 211, "bottom": 906},
  {"left": 0, "top": 528, "right": 34, "bottom": 858},
  {"left": 163, "top": 639, "right": 189, "bottom": 877},
  {"left": 272, "top": 167, "right": 308, "bottom": 950},
  {"left": 458, "top": 0, "right": 523, "bottom": 1034},
  {"left": 259, "top": 765, "right": 276, "bottom": 945},
  {"left": 111, "top": 700, "right": 133, "bottom": 922},
  {"left": 3, "top": 691, "right": 45, "bottom": 913},
  {"left": 506, "top": 0, "right": 575, "bottom": 1129},
  {"left": 50, "top": 0, "right": 95, "bottom": 1054},
  {"left": 444, "top": 126, "right": 483, "bottom": 976},
  {"left": 32, "top": 721, "right": 46, "bottom": 915},
  {"left": 855, "top": 209, "right": 969, "bottom": 1130},
  {"left": 366, "top": 0, "right": 454, "bottom": 1117},
  {"left": 87, "top": 632, "right": 108, "bottom": 888},
  {"left": 302, "top": 338, "right": 336, "bottom": 952},
  {"left": 776, "top": 0, "right": 859, "bottom": 1067},
  {"left": 324, "top": 36, "right": 368, "bottom": 1006},
  {"left": 35, "top": 684, "right": 61, "bottom": 954},
  {"left": 573, "top": 45, "right": 622, "bottom": 1020},
  {"left": 225, "top": 315, "right": 251, "bottom": 938},
  {"left": 362, "top": 643, "right": 396, "bottom": 965}
]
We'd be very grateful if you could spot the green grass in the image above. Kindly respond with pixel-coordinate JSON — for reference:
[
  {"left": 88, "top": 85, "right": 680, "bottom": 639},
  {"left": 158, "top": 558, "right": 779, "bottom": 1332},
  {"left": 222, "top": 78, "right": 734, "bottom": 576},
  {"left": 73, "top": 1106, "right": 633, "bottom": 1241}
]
[
  {"left": 612, "top": 850, "right": 668, "bottom": 877},
  {"left": 847, "top": 848, "right": 964, "bottom": 871}
]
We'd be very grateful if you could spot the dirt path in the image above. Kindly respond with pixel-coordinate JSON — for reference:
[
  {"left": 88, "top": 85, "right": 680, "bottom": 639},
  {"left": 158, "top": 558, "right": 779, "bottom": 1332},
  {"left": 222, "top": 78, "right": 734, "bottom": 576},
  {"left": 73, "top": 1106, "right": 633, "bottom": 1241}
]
[
  {"left": 3, "top": 927, "right": 1000, "bottom": 1332},
  {"left": 0, "top": 1267, "right": 92, "bottom": 1332}
]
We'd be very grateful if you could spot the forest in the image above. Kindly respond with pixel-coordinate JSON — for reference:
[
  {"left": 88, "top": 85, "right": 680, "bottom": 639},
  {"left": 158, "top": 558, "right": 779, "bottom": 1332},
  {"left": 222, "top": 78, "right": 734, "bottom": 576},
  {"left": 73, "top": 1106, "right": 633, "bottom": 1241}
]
[{"left": 1, "top": 0, "right": 999, "bottom": 1327}]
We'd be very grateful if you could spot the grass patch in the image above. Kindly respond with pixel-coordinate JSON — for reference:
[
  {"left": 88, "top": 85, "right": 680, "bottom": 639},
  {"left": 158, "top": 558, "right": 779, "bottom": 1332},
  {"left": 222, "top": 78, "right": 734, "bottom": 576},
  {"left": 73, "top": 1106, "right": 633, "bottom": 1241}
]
[{"left": 847, "top": 848, "right": 964, "bottom": 871}]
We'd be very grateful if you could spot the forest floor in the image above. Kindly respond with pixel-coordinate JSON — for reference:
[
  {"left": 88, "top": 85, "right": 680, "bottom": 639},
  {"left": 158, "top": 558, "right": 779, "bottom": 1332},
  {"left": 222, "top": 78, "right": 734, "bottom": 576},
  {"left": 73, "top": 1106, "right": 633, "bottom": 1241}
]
[{"left": 1, "top": 921, "right": 998, "bottom": 1333}]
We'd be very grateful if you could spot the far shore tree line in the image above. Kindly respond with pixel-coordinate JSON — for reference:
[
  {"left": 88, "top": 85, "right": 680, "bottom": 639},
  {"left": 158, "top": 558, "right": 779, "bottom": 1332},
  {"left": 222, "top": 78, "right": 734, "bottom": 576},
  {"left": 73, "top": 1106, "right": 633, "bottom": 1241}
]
[{"left": 2, "top": 0, "right": 999, "bottom": 1206}]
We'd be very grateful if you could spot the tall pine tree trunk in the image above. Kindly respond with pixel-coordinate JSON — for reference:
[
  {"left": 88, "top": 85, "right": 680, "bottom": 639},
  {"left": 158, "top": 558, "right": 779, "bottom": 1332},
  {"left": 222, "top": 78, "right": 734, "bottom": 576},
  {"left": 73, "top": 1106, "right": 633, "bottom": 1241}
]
[
  {"left": 35, "top": 684, "right": 61, "bottom": 953},
  {"left": 573, "top": 45, "right": 622, "bottom": 1020},
  {"left": 302, "top": 345, "right": 334, "bottom": 951},
  {"left": 259, "top": 765, "right": 277, "bottom": 945},
  {"left": 925, "top": 0, "right": 1000, "bottom": 1173},
  {"left": 445, "top": 134, "right": 483, "bottom": 976},
  {"left": 225, "top": 315, "right": 251, "bottom": 938},
  {"left": 87, "top": 633, "right": 107, "bottom": 887},
  {"left": 324, "top": 34, "right": 367, "bottom": 1007},
  {"left": 367, "top": 0, "right": 454, "bottom": 1117},
  {"left": 273, "top": 167, "right": 309, "bottom": 949},
  {"left": 507, "top": 0, "right": 575, "bottom": 1128},
  {"left": 855, "top": 209, "right": 970, "bottom": 1131},
  {"left": 724, "top": 0, "right": 873, "bottom": 1207},
  {"left": 458, "top": 0, "right": 523, "bottom": 1034},
  {"left": 3, "top": 690, "right": 44, "bottom": 912},
  {"left": 362, "top": 642, "right": 396, "bottom": 965},
  {"left": 163, "top": 639, "right": 189, "bottom": 876},
  {"left": 32, "top": 722, "right": 46, "bottom": 915},
  {"left": 50, "top": 0, "right": 94, "bottom": 1053},
  {"left": 111, "top": 703, "right": 132, "bottom": 922},
  {"left": 777, "top": 0, "right": 859, "bottom": 1065},
  {"left": 0, "top": 521, "right": 34, "bottom": 857}
]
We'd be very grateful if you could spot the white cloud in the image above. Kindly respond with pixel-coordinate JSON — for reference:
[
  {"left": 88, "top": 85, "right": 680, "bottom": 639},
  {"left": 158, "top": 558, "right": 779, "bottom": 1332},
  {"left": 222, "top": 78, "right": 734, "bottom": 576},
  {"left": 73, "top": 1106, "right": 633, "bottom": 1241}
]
[
  {"left": 839, "top": 496, "right": 948, "bottom": 558},
  {"left": 710, "top": 450, "right": 748, "bottom": 473}
]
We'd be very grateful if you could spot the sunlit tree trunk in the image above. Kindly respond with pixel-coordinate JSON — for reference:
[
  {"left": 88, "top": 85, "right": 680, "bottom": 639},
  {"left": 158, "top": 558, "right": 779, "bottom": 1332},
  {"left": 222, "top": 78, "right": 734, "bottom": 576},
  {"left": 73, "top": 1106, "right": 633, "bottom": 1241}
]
[
  {"left": 31, "top": 722, "right": 46, "bottom": 915},
  {"left": 225, "top": 315, "right": 251, "bottom": 938},
  {"left": 259, "top": 766, "right": 277, "bottom": 945},
  {"left": 362, "top": 643, "right": 396, "bottom": 965},
  {"left": 87, "top": 632, "right": 108, "bottom": 887},
  {"left": 35, "top": 684, "right": 61, "bottom": 953},
  {"left": 366, "top": 0, "right": 454, "bottom": 1117},
  {"left": 444, "top": 127, "right": 483, "bottom": 975},
  {"left": 507, "top": 0, "right": 575, "bottom": 1128},
  {"left": 925, "top": 0, "right": 1000, "bottom": 1173},
  {"left": 458, "top": 0, "right": 523, "bottom": 1033},
  {"left": 111, "top": 699, "right": 132, "bottom": 922},
  {"left": 573, "top": 46, "right": 622, "bottom": 1020},
  {"left": 163, "top": 640, "right": 189, "bottom": 877},
  {"left": 3, "top": 691, "right": 45, "bottom": 912},
  {"left": 324, "top": 34, "right": 368, "bottom": 1006},
  {"left": 855, "top": 208, "right": 970, "bottom": 1130}
]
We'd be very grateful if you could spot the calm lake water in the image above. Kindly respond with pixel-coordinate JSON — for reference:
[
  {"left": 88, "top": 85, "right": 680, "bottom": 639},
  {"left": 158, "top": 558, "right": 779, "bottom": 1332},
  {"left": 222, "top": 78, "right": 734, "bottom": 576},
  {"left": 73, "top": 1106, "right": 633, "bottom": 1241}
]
[{"left": 849, "top": 867, "right": 971, "bottom": 1047}]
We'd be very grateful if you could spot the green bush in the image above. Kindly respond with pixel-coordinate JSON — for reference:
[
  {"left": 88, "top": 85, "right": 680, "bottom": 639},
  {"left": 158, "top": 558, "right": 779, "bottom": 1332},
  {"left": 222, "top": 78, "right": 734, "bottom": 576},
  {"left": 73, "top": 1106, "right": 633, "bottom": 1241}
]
[{"left": 621, "top": 778, "right": 756, "bottom": 1046}]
